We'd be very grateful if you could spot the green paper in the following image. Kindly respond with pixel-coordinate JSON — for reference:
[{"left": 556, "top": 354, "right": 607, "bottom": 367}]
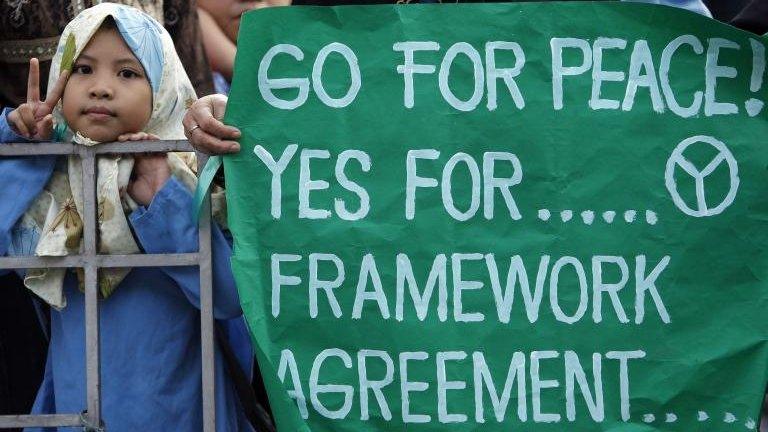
[{"left": 223, "top": 3, "right": 768, "bottom": 431}]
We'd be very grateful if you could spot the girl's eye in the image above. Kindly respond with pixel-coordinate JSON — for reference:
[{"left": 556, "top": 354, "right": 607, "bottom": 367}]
[
  {"left": 119, "top": 69, "right": 140, "bottom": 79},
  {"left": 73, "top": 65, "right": 92, "bottom": 74}
]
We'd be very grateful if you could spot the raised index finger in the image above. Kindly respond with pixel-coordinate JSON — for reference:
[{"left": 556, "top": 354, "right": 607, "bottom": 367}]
[
  {"left": 44, "top": 69, "right": 70, "bottom": 111},
  {"left": 27, "top": 58, "right": 40, "bottom": 103}
]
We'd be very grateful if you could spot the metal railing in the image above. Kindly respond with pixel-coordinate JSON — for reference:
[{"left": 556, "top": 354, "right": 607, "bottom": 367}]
[{"left": 0, "top": 140, "right": 217, "bottom": 431}]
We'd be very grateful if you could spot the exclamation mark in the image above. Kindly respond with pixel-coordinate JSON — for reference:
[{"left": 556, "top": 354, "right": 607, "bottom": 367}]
[{"left": 746, "top": 39, "right": 765, "bottom": 117}]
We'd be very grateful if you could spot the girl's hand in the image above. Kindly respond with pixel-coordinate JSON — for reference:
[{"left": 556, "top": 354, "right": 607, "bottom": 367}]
[
  {"left": 124, "top": 132, "right": 168, "bottom": 206},
  {"left": 7, "top": 58, "right": 69, "bottom": 140},
  {"left": 128, "top": 153, "right": 171, "bottom": 207}
]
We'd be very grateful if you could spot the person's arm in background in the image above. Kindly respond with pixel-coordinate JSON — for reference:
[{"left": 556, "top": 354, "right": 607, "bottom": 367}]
[
  {"left": 197, "top": 0, "right": 271, "bottom": 43},
  {"left": 164, "top": 0, "right": 216, "bottom": 97},
  {"left": 198, "top": 7, "right": 238, "bottom": 81}
]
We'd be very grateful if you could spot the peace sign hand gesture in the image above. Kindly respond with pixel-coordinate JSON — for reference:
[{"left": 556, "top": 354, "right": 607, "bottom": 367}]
[{"left": 7, "top": 58, "right": 70, "bottom": 140}]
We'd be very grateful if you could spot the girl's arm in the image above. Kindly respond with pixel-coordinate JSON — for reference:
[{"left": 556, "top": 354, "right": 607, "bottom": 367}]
[
  {"left": 0, "top": 108, "right": 56, "bottom": 258},
  {"left": 197, "top": 7, "right": 237, "bottom": 81},
  {"left": 1, "top": 58, "right": 68, "bottom": 257},
  {"left": 129, "top": 176, "right": 243, "bottom": 319}
]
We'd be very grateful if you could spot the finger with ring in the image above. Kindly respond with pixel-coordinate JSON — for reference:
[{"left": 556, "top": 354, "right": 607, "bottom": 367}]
[{"left": 187, "top": 124, "right": 201, "bottom": 136}]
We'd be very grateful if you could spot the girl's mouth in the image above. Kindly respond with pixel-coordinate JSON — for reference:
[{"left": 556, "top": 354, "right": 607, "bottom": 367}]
[{"left": 83, "top": 106, "right": 116, "bottom": 120}]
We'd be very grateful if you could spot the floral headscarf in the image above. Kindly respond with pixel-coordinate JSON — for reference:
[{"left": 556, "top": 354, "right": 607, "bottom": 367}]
[{"left": 10, "top": 3, "right": 207, "bottom": 308}]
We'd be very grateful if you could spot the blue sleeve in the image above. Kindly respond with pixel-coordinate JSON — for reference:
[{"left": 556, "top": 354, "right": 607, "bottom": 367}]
[
  {"left": 221, "top": 316, "right": 254, "bottom": 378},
  {"left": 129, "top": 176, "right": 243, "bottom": 320},
  {"left": 0, "top": 108, "right": 57, "bottom": 257},
  {"left": 0, "top": 107, "right": 26, "bottom": 143}
]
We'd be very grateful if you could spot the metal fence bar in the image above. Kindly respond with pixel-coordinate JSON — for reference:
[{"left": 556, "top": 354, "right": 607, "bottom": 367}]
[
  {"left": 0, "top": 414, "right": 83, "bottom": 428},
  {"left": 197, "top": 153, "right": 216, "bottom": 432},
  {"left": 0, "top": 140, "right": 191, "bottom": 156},
  {"left": 81, "top": 151, "right": 102, "bottom": 430},
  {"left": 0, "top": 140, "right": 216, "bottom": 431},
  {"left": 0, "top": 253, "right": 200, "bottom": 269}
]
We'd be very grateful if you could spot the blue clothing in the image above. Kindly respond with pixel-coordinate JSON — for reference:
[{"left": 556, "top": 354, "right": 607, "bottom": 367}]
[
  {"left": 213, "top": 72, "right": 231, "bottom": 96},
  {"left": 0, "top": 110, "right": 254, "bottom": 432}
]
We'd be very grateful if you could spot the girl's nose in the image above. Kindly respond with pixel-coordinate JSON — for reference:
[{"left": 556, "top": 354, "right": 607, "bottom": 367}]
[{"left": 89, "top": 83, "right": 114, "bottom": 99}]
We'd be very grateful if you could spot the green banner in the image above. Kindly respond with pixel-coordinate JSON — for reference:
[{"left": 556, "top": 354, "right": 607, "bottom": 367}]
[{"left": 221, "top": 3, "right": 768, "bottom": 431}]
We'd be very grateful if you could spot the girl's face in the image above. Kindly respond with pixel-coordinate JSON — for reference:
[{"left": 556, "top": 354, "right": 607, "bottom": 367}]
[{"left": 61, "top": 25, "right": 152, "bottom": 142}]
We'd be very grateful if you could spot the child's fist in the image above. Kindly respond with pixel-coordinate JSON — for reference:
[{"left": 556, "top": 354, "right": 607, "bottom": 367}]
[
  {"left": 128, "top": 148, "right": 170, "bottom": 207},
  {"left": 7, "top": 109, "right": 54, "bottom": 140}
]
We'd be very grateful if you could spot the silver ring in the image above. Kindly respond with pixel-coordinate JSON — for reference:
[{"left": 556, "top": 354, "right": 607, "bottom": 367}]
[{"left": 186, "top": 124, "right": 201, "bottom": 136}]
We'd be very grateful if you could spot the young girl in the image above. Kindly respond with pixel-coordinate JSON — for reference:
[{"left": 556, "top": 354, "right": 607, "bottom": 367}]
[{"left": 0, "top": 4, "right": 253, "bottom": 431}]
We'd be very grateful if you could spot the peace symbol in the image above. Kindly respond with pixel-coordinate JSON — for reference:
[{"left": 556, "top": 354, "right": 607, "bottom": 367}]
[{"left": 664, "top": 136, "right": 739, "bottom": 217}]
